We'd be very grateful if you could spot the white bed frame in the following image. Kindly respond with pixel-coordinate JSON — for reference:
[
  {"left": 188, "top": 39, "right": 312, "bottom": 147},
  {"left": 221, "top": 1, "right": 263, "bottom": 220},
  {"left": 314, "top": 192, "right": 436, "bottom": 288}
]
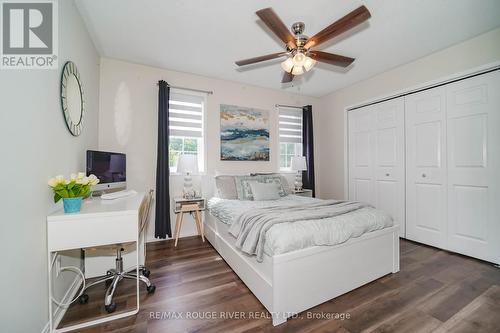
[{"left": 204, "top": 213, "right": 400, "bottom": 326}]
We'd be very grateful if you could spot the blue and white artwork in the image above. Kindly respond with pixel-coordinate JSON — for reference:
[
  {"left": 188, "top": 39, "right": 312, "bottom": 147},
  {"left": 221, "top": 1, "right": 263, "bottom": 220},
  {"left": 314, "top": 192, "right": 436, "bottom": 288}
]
[{"left": 220, "top": 104, "right": 269, "bottom": 161}]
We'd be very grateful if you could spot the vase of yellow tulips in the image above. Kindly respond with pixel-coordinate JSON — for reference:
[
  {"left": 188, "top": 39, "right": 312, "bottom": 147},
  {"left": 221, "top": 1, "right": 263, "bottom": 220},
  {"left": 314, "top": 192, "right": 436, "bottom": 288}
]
[{"left": 48, "top": 172, "right": 100, "bottom": 213}]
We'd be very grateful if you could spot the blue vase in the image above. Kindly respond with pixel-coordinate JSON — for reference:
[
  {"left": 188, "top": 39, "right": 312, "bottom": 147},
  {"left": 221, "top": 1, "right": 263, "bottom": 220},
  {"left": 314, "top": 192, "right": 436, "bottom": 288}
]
[{"left": 63, "top": 197, "right": 82, "bottom": 213}]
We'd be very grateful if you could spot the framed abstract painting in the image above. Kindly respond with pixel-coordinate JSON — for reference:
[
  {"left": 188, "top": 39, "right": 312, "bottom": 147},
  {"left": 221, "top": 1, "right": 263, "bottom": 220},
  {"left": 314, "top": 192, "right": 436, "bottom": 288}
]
[{"left": 220, "top": 104, "right": 270, "bottom": 161}]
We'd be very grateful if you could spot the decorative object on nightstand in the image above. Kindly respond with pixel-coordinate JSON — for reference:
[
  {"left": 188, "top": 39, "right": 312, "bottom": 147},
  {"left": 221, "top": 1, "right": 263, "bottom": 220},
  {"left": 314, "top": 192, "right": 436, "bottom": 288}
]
[
  {"left": 173, "top": 197, "right": 206, "bottom": 246},
  {"left": 177, "top": 154, "right": 199, "bottom": 199},
  {"left": 291, "top": 156, "right": 307, "bottom": 191},
  {"left": 291, "top": 188, "right": 313, "bottom": 198}
]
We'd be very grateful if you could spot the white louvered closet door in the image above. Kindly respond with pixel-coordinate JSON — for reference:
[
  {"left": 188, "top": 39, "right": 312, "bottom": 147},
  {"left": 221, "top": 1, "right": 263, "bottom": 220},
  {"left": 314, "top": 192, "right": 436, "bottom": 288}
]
[
  {"left": 348, "top": 99, "right": 405, "bottom": 236},
  {"left": 405, "top": 87, "right": 448, "bottom": 248},
  {"left": 446, "top": 70, "right": 500, "bottom": 264}
]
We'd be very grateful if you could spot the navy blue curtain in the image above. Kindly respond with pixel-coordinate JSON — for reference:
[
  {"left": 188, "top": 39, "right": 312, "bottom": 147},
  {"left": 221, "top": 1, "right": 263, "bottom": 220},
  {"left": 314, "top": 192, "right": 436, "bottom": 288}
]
[
  {"left": 302, "top": 105, "right": 315, "bottom": 197},
  {"left": 155, "top": 80, "right": 171, "bottom": 238}
]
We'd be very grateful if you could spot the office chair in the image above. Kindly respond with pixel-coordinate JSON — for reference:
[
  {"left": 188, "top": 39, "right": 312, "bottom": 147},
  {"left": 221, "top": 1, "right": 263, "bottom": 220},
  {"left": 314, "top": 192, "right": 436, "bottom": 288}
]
[{"left": 78, "top": 190, "right": 156, "bottom": 313}]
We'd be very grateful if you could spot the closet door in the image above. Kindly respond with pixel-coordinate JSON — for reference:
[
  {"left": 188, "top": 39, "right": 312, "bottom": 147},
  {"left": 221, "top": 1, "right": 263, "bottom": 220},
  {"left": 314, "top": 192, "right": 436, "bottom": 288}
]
[
  {"left": 348, "top": 107, "right": 376, "bottom": 206},
  {"left": 348, "top": 99, "right": 405, "bottom": 236},
  {"left": 405, "top": 87, "right": 447, "bottom": 248},
  {"left": 373, "top": 99, "right": 405, "bottom": 237},
  {"left": 446, "top": 70, "right": 500, "bottom": 263}
]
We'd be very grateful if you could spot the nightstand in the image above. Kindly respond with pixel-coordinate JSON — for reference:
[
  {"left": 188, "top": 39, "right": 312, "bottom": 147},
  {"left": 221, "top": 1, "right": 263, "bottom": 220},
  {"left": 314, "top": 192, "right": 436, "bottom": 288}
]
[
  {"left": 173, "top": 197, "right": 206, "bottom": 246},
  {"left": 291, "top": 189, "right": 313, "bottom": 197}
]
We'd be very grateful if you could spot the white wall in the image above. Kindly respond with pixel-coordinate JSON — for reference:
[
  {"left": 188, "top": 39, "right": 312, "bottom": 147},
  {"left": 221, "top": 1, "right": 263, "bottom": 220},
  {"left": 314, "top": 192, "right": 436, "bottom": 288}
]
[
  {"left": 98, "top": 58, "right": 320, "bottom": 241},
  {"left": 317, "top": 27, "right": 500, "bottom": 200},
  {"left": 0, "top": 1, "right": 100, "bottom": 332}
]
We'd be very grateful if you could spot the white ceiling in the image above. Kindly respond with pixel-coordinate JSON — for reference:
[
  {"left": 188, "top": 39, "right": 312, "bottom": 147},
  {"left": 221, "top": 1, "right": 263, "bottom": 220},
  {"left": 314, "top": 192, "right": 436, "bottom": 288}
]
[{"left": 75, "top": 0, "right": 500, "bottom": 97}]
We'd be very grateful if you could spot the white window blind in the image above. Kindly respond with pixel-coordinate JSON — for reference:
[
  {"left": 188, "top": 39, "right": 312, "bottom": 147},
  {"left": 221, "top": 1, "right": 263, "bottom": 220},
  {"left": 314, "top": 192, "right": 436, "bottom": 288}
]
[
  {"left": 169, "top": 92, "right": 204, "bottom": 138},
  {"left": 279, "top": 107, "right": 302, "bottom": 143}
]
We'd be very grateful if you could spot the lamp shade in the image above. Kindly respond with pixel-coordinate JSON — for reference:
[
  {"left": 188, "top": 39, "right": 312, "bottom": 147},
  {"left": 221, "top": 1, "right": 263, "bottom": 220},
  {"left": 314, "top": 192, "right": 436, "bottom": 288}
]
[
  {"left": 177, "top": 154, "right": 199, "bottom": 174},
  {"left": 291, "top": 156, "right": 307, "bottom": 171}
]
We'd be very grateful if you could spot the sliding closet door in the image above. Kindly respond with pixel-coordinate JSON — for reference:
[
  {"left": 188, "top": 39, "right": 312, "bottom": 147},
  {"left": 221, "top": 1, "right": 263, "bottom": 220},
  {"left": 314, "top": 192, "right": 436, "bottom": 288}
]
[
  {"left": 373, "top": 99, "right": 405, "bottom": 237},
  {"left": 405, "top": 87, "right": 447, "bottom": 248},
  {"left": 348, "top": 107, "right": 376, "bottom": 206},
  {"left": 446, "top": 70, "right": 500, "bottom": 263},
  {"left": 348, "top": 99, "right": 405, "bottom": 236}
]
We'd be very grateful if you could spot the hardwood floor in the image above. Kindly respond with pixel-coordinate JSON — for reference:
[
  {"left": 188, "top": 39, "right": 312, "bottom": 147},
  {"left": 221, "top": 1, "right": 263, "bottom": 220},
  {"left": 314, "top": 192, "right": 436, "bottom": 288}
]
[{"left": 61, "top": 237, "right": 500, "bottom": 333}]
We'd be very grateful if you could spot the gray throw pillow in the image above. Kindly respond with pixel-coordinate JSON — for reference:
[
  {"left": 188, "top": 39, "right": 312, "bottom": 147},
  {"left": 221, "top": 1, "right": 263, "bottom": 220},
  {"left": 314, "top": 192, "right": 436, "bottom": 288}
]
[
  {"left": 215, "top": 175, "right": 238, "bottom": 199},
  {"left": 249, "top": 182, "right": 281, "bottom": 201},
  {"left": 249, "top": 173, "right": 291, "bottom": 195},
  {"left": 235, "top": 175, "right": 286, "bottom": 200}
]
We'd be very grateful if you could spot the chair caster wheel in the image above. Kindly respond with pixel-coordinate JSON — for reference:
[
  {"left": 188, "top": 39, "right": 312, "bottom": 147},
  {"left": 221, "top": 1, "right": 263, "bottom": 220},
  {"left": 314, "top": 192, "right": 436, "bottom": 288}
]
[
  {"left": 105, "top": 302, "right": 116, "bottom": 313},
  {"left": 142, "top": 269, "right": 151, "bottom": 278},
  {"left": 147, "top": 284, "right": 156, "bottom": 294},
  {"left": 78, "top": 294, "right": 89, "bottom": 304},
  {"left": 105, "top": 279, "right": 113, "bottom": 287}
]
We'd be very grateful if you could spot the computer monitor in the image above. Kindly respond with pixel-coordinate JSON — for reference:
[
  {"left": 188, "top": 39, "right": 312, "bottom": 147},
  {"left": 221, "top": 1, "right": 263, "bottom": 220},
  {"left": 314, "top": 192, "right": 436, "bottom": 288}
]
[{"left": 86, "top": 150, "right": 126, "bottom": 191}]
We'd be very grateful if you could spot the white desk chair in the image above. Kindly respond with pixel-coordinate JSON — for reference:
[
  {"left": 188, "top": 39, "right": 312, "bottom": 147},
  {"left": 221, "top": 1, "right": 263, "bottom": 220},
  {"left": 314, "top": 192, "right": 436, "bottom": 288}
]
[{"left": 78, "top": 190, "right": 156, "bottom": 313}]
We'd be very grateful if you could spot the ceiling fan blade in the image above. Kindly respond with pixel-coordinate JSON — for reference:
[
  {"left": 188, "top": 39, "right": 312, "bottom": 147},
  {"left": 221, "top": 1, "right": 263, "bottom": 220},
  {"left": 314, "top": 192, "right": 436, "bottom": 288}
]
[
  {"left": 281, "top": 71, "right": 294, "bottom": 83},
  {"left": 304, "top": 5, "right": 370, "bottom": 49},
  {"left": 235, "top": 52, "right": 287, "bottom": 66},
  {"left": 256, "top": 8, "right": 297, "bottom": 49},
  {"left": 310, "top": 51, "right": 354, "bottom": 67}
]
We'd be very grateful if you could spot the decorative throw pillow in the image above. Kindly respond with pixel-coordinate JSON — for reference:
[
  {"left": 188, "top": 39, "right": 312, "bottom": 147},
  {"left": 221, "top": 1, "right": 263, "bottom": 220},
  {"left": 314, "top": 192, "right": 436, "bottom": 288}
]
[
  {"left": 249, "top": 182, "right": 281, "bottom": 201},
  {"left": 215, "top": 175, "right": 238, "bottom": 199},
  {"left": 235, "top": 175, "right": 258, "bottom": 200},
  {"left": 235, "top": 175, "right": 286, "bottom": 200},
  {"left": 250, "top": 173, "right": 292, "bottom": 195},
  {"left": 259, "top": 175, "right": 287, "bottom": 197}
]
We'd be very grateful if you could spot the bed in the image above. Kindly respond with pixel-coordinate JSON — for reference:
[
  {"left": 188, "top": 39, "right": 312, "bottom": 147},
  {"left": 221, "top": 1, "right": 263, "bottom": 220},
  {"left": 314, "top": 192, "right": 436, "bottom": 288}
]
[{"left": 204, "top": 175, "right": 400, "bottom": 326}]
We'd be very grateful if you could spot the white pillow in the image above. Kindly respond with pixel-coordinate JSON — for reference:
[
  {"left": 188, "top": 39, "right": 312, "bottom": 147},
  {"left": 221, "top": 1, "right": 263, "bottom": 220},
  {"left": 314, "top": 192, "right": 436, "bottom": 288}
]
[{"left": 249, "top": 182, "right": 281, "bottom": 201}]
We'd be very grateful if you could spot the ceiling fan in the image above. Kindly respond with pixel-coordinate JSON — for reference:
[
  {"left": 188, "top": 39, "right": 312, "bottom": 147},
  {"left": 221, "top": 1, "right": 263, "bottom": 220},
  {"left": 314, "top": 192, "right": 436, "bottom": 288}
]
[{"left": 235, "top": 6, "right": 371, "bottom": 83}]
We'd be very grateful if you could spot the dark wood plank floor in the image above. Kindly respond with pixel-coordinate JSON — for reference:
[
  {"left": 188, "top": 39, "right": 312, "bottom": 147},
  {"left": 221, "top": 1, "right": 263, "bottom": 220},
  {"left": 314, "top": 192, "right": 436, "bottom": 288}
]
[{"left": 61, "top": 237, "right": 500, "bottom": 333}]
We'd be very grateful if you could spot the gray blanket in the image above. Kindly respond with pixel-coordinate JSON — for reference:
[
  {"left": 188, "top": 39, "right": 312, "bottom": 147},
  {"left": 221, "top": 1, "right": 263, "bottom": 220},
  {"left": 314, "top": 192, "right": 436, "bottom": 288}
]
[{"left": 228, "top": 200, "right": 368, "bottom": 262}]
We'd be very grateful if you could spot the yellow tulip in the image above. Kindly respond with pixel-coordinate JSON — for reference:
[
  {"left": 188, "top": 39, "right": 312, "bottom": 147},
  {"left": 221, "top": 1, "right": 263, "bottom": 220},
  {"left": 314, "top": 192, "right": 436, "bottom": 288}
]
[
  {"left": 55, "top": 175, "right": 65, "bottom": 184},
  {"left": 48, "top": 178, "right": 58, "bottom": 187}
]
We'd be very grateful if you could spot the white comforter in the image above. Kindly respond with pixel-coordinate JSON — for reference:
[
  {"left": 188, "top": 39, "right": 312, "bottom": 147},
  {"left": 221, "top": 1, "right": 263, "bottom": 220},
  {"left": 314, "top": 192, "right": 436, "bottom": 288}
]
[{"left": 208, "top": 196, "right": 394, "bottom": 257}]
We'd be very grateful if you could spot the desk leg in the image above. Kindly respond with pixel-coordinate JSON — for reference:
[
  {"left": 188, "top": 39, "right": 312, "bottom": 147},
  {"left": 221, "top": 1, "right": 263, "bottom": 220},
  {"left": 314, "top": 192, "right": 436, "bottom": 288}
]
[
  {"left": 135, "top": 239, "right": 140, "bottom": 314},
  {"left": 48, "top": 251, "right": 54, "bottom": 331}
]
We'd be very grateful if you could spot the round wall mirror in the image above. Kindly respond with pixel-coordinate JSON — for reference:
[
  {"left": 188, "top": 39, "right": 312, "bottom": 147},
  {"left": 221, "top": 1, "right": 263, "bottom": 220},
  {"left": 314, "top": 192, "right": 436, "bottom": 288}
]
[{"left": 60, "top": 61, "right": 85, "bottom": 136}]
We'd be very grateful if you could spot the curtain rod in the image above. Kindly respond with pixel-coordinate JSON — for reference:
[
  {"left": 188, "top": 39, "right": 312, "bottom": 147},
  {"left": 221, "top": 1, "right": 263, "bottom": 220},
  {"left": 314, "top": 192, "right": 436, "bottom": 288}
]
[
  {"left": 275, "top": 104, "right": 303, "bottom": 109},
  {"left": 156, "top": 82, "right": 213, "bottom": 95}
]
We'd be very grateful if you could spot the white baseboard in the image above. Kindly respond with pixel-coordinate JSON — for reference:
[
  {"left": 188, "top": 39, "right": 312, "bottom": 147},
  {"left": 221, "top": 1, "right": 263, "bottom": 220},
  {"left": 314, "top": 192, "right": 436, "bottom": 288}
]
[{"left": 42, "top": 275, "right": 83, "bottom": 333}]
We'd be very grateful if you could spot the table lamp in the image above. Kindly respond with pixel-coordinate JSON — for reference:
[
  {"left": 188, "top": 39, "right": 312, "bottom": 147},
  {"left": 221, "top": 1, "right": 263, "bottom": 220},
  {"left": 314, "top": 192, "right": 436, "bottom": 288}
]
[
  {"left": 177, "top": 154, "right": 199, "bottom": 199},
  {"left": 291, "top": 156, "right": 307, "bottom": 191}
]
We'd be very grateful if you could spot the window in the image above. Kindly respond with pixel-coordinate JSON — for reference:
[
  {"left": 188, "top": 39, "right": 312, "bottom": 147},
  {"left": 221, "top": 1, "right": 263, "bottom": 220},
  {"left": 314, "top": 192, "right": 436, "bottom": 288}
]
[
  {"left": 168, "top": 90, "right": 206, "bottom": 173},
  {"left": 278, "top": 107, "right": 303, "bottom": 170}
]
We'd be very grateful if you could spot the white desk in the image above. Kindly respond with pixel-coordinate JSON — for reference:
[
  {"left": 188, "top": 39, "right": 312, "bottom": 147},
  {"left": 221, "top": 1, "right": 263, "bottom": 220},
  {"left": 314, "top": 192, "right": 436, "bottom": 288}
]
[{"left": 47, "top": 193, "right": 144, "bottom": 332}]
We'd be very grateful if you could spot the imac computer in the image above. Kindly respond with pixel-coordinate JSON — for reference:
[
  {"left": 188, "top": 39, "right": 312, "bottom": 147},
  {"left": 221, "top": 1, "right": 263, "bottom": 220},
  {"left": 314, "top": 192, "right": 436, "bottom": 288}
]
[{"left": 86, "top": 150, "right": 126, "bottom": 192}]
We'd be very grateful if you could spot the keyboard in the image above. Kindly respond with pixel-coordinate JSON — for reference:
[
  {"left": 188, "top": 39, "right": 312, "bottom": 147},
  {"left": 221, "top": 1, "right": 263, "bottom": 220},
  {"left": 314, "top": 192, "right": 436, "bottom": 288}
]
[{"left": 101, "top": 190, "right": 137, "bottom": 200}]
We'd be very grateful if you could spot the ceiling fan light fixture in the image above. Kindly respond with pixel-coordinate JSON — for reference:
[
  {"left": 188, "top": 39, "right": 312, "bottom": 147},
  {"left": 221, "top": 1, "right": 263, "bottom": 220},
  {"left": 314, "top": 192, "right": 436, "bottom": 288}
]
[
  {"left": 292, "top": 52, "right": 306, "bottom": 67},
  {"left": 291, "top": 66, "right": 304, "bottom": 76},
  {"left": 303, "top": 56, "right": 316, "bottom": 72},
  {"left": 281, "top": 57, "right": 294, "bottom": 73}
]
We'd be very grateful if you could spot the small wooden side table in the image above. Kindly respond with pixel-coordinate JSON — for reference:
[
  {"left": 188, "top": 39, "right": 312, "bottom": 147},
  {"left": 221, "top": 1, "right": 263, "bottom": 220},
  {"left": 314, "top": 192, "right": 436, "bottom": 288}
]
[{"left": 173, "top": 197, "right": 206, "bottom": 247}]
